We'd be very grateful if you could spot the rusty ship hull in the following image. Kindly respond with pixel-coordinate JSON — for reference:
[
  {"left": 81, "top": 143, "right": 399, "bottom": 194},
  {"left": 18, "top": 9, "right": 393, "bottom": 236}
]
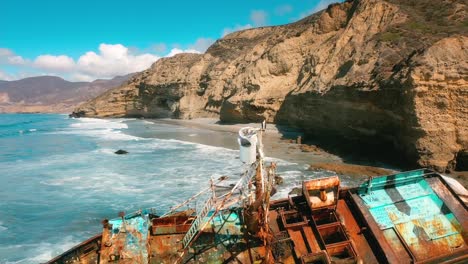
[{"left": 48, "top": 169, "right": 468, "bottom": 264}]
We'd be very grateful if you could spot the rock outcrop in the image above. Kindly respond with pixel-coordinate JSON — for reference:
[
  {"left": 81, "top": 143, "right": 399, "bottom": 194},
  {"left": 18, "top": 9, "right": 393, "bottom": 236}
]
[{"left": 73, "top": 0, "right": 468, "bottom": 171}]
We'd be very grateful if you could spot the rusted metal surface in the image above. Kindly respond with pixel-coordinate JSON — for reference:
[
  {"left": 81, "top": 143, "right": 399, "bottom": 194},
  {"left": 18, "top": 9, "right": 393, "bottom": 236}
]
[
  {"left": 270, "top": 178, "right": 364, "bottom": 264},
  {"left": 99, "top": 213, "right": 149, "bottom": 263},
  {"left": 325, "top": 241, "right": 357, "bottom": 263},
  {"left": 183, "top": 208, "right": 266, "bottom": 263},
  {"left": 382, "top": 228, "right": 412, "bottom": 263},
  {"left": 281, "top": 210, "right": 308, "bottom": 228},
  {"left": 152, "top": 215, "right": 193, "bottom": 235},
  {"left": 355, "top": 170, "right": 468, "bottom": 263},
  {"left": 426, "top": 177, "right": 468, "bottom": 233},
  {"left": 303, "top": 176, "right": 340, "bottom": 190},
  {"left": 47, "top": 170, "right": 468, "bottom": 264},
  {"left": 302, "top": 226, "right": 321, "bottom": 253},
  {"left": 336, "top": 199, "right": 378, "bottom": 263},
  {"left": 303, "top": 176, "right": 340, "bottom": 209},
  {"left": 46, "top": 234, "right": 102, "bottom": 264},
  {"left": 350, "top": 192, "right": 402, "bottom": 263},
  {"left": 301, "top": 251, "right": 331, "bottom": 264},
  {"left": 149, "top": 233, "right": 184, "bottom": 263}
]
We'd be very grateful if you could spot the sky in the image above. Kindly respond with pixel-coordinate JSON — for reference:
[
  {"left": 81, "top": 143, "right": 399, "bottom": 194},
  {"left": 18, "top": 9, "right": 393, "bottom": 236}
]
[{"left": 0, "top": 0, "right": 339, "bottom": 82}]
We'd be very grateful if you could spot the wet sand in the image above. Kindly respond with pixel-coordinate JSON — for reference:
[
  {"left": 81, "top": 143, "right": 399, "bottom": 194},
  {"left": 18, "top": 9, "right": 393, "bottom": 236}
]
[
  {"left": 144, "top": 118, "right": 400, "bottom": 186},
  {"left": 149, "top": 118, "right": 345, "bottom": 165},
  {"left": 142, "top": 118, "right": 468, "bottom": 190},
  {"left": 308, "top": 163, "right": 394, "bottom": 177}
]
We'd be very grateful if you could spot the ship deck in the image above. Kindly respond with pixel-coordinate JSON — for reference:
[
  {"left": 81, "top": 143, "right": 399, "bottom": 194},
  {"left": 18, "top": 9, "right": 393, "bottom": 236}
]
[{"left": 47, "top": 169, "right": 468, "bottom": 264}]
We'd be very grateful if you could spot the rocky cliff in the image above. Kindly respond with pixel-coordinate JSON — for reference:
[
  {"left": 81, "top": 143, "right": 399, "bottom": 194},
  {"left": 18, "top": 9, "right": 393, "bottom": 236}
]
[{"left": 73, "top": 0, "right": 468, "bottom": 172}]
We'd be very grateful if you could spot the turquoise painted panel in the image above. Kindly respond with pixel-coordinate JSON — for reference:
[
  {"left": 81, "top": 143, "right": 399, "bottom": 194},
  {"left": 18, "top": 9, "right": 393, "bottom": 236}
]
[
  {"left": 109, "top": 213, "right": 149, "bottom": 262},
  {"left": 358, "top": 174, "right": 464, "bottom": 255},
  {"left": 361, "top": 180, "right": 432, "bottom": 208},
  {"left": 358, "top": 169, "right": 426, "bottom": 194}
]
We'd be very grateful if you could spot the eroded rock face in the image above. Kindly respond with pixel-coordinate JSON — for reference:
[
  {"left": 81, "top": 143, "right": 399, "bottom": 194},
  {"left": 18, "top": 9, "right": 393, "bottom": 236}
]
[{"left": 73, "top": 0, "right": 468, "bottom": 171}]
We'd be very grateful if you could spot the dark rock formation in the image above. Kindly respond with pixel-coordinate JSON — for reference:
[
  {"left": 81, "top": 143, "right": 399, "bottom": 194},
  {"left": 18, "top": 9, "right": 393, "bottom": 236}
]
[{"left": 114, "top": 150, "right": 129, "bottom": 155}]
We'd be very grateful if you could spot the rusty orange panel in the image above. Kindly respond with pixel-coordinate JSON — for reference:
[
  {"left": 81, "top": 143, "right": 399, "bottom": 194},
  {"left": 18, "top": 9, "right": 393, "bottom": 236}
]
[
  {"left": 302, "top": 226, "right": 321, "bottom": 253},
  {"left": 336, "top": 199, "right": 379, "bottom": 264},
  {"left": 303, "top": 176, "right": 340, "bottom": 190},
  {"left": 303, "top": 176, "right": 340, "bottom": 209},
  {"left": 287, "top": 228, "right": 309, "bottom": 258}
]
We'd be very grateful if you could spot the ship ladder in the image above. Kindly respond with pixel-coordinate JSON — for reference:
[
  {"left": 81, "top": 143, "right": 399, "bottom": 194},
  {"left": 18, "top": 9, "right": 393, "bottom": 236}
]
[
  {"left": 181, "top": 193, "right": 216, "bottom": 248},
  {"left": 176, "top": 162, "right": 258, "bottom": 263}
]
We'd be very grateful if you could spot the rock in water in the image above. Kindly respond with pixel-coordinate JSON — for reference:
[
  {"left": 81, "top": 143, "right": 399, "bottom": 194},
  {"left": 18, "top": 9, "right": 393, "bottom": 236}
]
[
  {"left": 275, "top": 175, "right": 284, "bottom": 185},
  {"left": 115, "top": 149, "right": 128, "bottom": 155}
]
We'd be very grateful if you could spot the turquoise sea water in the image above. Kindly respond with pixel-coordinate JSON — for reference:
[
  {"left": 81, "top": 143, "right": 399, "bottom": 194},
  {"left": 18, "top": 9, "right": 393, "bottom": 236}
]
[{"left": 0, "top": 114, "right": 321, "bottom": 263}]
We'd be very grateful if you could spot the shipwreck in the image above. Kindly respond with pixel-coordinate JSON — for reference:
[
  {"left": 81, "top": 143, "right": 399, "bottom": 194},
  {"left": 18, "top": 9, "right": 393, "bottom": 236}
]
[{"left": 48, "top": 125, "right": 468, "bottom": 264}]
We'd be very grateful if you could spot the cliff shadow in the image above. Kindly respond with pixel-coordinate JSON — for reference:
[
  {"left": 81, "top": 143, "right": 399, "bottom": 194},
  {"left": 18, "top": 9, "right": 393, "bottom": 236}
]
[{"left": 273, "top": 87, "right": 415, "bottom": 170}]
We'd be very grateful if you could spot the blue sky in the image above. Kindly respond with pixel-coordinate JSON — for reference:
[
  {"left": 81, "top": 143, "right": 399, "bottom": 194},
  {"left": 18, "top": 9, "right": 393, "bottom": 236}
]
[{"left": 0, "top": 0, "right": 338, "bottom": 81}]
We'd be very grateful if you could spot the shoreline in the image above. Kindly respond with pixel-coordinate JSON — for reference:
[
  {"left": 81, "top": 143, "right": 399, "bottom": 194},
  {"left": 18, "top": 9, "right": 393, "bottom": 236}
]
[
  {"left": 142, "top": 118, "right": 403, "bottom": 185},
  {"left": 141, "top": 117, "right": 467, "bottom": 189},
  {"left": 146, "top": 118, "right": 344, "bottom": 167}
]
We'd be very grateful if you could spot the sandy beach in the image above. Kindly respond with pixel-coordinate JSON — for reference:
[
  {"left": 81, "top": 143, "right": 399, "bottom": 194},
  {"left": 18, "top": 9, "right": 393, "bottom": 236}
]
[
  {"left": 141, "top": 118, "right": 467, "bottom": 189},
  {"left": 137, "top": 118, "right": 403, "bottom": 186},
  {"left": 149, "top": 118, "right": 344, "bottom": 166}
]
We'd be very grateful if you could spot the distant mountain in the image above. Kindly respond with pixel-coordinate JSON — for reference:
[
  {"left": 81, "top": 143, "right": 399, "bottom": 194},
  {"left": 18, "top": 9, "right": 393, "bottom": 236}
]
[{"left": 0, "top": 74, "right": 133, "bottom": 113}]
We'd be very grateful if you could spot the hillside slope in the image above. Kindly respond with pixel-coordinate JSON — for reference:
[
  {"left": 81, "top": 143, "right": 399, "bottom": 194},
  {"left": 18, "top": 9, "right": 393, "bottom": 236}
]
[
  {"left": 0, "top": 75, "right": 131, "bottom": 113},
  {"left": 73, "top": 0, "right": 468, "bottom": 171}
]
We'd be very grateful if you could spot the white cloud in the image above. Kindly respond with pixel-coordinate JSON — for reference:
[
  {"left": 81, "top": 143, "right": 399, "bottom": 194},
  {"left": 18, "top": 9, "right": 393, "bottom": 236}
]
[
  {"left": 8, "top": 56, "right": 27, "bottom": 65},
  {"left": 188, "top": 37, "right": 215, "bottom": 53},
  {"left": 250, "top": 10, "right": 268, "bottom": 26},
  {"left": 0, "top": 44, "right": 165, "bottom": 81},
  {"left": 76, "top": 43, "right": 160, "bottom": 79},
  {"left": 222, "top": 24, "right": 253, "bottom": 37},
  {"left": 69, "top": 73, "right": 95, "bottom": 82},
  {"left": 0, "top": 41, "right": 214, "bottom": 81},
  {"left": 34, "top": 55, "right": 75, "bottom": 71},
  {"left": 0, "top": 48, "right": 28, "bottom": 65},
  {"left": 275, "top": 5, "right": 293, "bottom": 16}
]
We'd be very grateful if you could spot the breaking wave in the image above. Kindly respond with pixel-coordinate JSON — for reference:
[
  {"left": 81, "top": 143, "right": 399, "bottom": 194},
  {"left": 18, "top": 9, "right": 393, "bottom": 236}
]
[{"left": 0, "top": 114, "right": 321, "bottom": 262}]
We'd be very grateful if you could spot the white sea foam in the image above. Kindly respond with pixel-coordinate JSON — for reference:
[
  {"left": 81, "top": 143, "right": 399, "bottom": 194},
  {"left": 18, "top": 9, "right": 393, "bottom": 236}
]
[
  {"left": 50, "top": 118, "right": 144, "bottom": 141},
  {"left": 0, "top": 115, "right": 318, "bottom": 263},
  {"left": 0, "top": 236, "right": 79, "bottom": 264},
  {"left": 0, "top": 221, "right": 7, "bottom": 232},
  {"left": 265, "top": 156, "right": 296, "bottom": 166},
  {"left": 271, "top": 169, "right": 332, "bottom": 199},
  {"left": 40, "top": 176, "right": 82, "bottom": 186},
  {"left": 70, "top": 117, "right": 128, "bottom": 130},
  {"left": 53, "top": 129, "right": 141, "bottom": 141},
  {"left": 95, "top": 148, "right": 117, "bottom": 155}
]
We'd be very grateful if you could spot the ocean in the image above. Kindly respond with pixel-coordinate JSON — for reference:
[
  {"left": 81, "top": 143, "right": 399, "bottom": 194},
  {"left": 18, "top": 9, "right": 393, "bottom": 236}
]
[{"left": 0, "top": 113, "right": 331, "bottom": 263}]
